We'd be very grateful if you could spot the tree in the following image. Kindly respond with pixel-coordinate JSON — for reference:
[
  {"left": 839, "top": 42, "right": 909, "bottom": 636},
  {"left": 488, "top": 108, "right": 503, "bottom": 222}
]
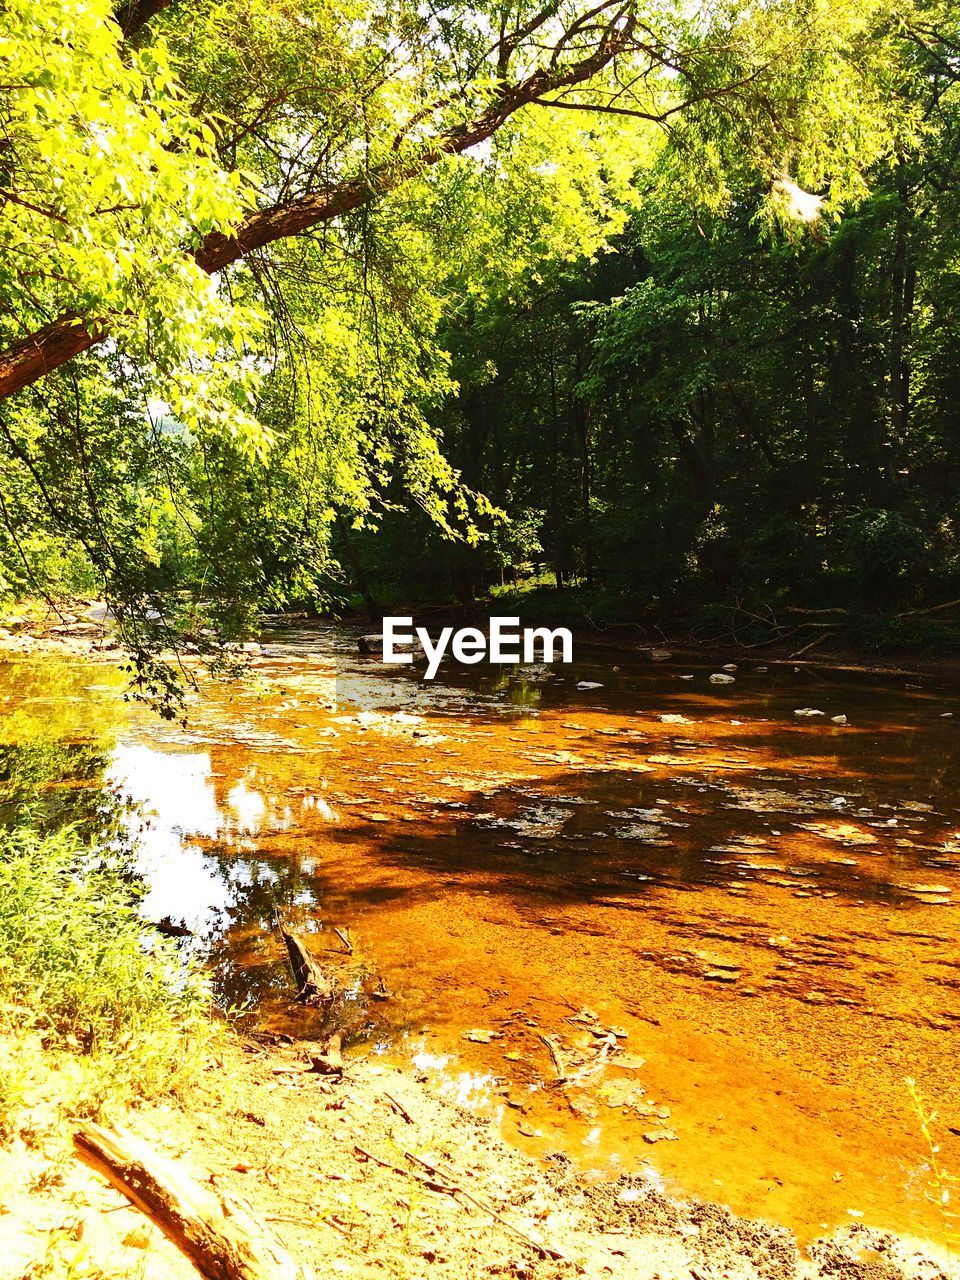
[
  {"left": 376, "top": 0, "right": 960, "bottom": 647},
  {"left": 0, "top": 0, "right": 913, "bottom": 702}
]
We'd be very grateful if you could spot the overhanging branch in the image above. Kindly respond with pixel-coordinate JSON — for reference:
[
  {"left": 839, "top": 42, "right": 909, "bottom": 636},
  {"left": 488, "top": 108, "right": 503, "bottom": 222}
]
[{"left": 0, "top": 8, "right": 636, "bottom": 399}]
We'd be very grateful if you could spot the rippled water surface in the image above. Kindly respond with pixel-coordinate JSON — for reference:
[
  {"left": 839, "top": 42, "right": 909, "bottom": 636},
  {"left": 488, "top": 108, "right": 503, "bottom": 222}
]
[{"left": 3, "top": 627, "right": 960, "bottom": 1247}]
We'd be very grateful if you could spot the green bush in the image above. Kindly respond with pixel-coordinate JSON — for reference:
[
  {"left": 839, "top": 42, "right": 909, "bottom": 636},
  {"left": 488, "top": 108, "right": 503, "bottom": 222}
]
[
  {"left": 839, "top": 509, "right": 930, "bottom": 601},
  {"left": 0, "top": 825, "right": 215, "bottom": 1098}
]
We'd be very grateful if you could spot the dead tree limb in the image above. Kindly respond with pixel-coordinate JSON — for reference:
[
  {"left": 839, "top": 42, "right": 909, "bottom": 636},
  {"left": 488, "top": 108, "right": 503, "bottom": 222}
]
[
  {"left": 276, "top": 918, "right": 335, "bottom": 1007},
  {"left": 352, "top": 1145, "right": 563, "bottom": 1260},
  {"left": 74, "top": 1122, "right": 310, "bottom": 1280},
  {"left": 332, "top": 926, "right": 353, "bottom": 954},
  {"left": 537, "top": 1033, "right": 568, "bottom": 1083},
  {"left": 276, "top": 917, "right": 350, "bottom": 1069}
]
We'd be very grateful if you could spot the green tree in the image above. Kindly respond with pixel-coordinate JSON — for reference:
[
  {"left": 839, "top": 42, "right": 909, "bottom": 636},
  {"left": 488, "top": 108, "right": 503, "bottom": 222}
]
[{"left": 0, "top": 0, "right": 915, "bottom": 698}]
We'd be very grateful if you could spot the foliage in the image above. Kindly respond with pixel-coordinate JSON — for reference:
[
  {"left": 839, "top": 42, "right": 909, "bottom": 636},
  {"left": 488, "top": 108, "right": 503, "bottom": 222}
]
[
  {"left": 0, "top": 825, "right": 216, "bottom": 1108},
  {"left": 354, "top": 0, "right": 960, "bottom": 646},
  {"left": 0, "top": 0, "right": 264, "bottom": 444},
  {"left": 0, "top": 0, "right": 948, "bottom": 682}
]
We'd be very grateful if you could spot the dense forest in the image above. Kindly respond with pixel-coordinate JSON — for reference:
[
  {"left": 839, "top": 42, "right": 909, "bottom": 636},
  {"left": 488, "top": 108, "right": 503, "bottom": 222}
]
[
  {"left": 354, "top": 14, "right": 960, "bottom": 648},
  {"left": 2, "top": 0, "right": 960, "bottom": 696}
]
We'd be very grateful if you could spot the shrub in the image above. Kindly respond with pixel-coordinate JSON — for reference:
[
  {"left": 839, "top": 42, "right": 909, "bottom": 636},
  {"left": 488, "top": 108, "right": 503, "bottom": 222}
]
[
  {"left": 0, "top": 825, "right": 216, "bottom": 1110},
  {"left": 839, "top": 509, "right": 930, "bottom": 602}
]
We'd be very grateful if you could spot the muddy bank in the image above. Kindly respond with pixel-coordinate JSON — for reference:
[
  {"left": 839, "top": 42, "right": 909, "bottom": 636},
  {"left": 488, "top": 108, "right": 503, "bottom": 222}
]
[{"left": 0, "top": 1031, "right": 947, "bottom": 1280}]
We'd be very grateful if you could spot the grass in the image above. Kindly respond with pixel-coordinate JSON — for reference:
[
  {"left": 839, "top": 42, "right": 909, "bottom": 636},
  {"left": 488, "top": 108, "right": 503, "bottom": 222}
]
[{"left": 0, "top": 824, "right": 218, "bottom": 1132}]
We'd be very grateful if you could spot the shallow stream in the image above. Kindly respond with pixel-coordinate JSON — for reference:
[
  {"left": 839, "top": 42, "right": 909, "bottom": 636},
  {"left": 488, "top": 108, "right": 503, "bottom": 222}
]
[{"left": 3, "top": 626, "right": 959, "bottom": 1249}]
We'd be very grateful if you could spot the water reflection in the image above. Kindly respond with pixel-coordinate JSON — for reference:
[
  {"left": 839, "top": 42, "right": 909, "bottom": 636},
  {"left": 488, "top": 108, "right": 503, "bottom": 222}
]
[{"left": 108, "top": 745, "right": 234, "bottom": 938}]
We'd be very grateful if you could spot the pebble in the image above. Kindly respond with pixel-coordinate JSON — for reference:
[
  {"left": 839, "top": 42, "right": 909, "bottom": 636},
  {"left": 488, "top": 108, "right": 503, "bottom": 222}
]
[{"left": 709, "top": 673, "right": 735, "bottom": 685}]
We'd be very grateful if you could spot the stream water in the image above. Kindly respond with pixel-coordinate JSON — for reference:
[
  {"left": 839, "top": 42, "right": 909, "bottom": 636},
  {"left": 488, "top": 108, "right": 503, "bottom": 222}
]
[{"left": 3, "top": 625, "right": 960, "bottom": 1250}]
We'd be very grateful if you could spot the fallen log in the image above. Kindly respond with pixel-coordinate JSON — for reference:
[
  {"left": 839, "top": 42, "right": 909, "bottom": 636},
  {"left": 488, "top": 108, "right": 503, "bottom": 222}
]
[{"left": 74, "top": 1122, "right": 309, "bottom": 1280}]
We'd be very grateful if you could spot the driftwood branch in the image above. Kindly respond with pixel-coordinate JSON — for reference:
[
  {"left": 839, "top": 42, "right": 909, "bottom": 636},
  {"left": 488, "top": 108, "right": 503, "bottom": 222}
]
[
  {"left": 537, "top": 1032, "right": 568, "bottom": 1083},
  {"left": 332, "top": 926, "right": 353, "bottom": 954},
  {"left": 74, "top": 1122, "right": 310, "bottom": 1280},
  {"left": 353, "top": 1145, "right": 564, "bottom": 1261}
]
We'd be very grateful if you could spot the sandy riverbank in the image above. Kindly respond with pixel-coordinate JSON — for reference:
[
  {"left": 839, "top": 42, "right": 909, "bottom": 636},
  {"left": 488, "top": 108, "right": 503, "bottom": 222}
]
[{"left": 0, "top": 1028, "right": 949, "bottom": 1280}]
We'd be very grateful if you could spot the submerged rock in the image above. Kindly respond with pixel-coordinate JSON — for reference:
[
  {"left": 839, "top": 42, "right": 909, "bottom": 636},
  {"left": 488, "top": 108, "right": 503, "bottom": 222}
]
[{"left": 643, "top": 1128, "right": 678, "bottom": 1144}]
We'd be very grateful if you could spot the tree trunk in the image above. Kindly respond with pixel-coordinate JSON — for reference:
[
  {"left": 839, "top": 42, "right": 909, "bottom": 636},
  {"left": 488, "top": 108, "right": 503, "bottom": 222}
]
[
  {"left": 336, "top": 522, "right": 378, "bottom": 617},
  {"left": 571, "top": 354, "right": 594, "bottom": 586},
  {"left": 888, "top": 173, "right": 915, "bottom": 492}
]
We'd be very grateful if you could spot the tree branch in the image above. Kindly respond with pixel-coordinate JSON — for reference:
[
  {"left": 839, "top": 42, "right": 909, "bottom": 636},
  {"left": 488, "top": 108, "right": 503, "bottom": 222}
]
[
  {"left": 0, "top": 10, "right": 635, "bottom": 400},
  {"left": 115, "top": 0, "right": 174, "bottom": 39},
  {"left": 529, "top": 96, "right": 678, "bottom": 121}
]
